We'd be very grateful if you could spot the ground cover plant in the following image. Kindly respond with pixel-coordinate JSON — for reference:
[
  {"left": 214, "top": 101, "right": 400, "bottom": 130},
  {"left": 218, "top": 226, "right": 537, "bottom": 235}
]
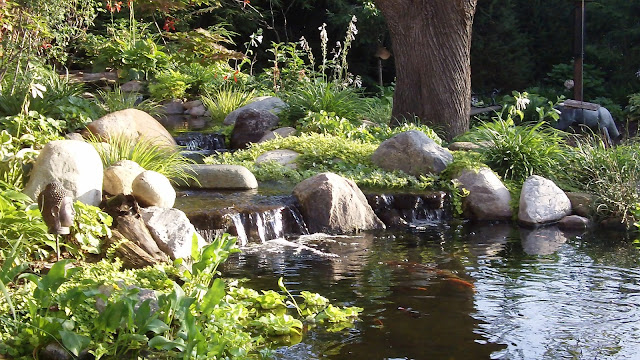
[{"left": 0, "top": 235, "right": 362, "bottom": 359}]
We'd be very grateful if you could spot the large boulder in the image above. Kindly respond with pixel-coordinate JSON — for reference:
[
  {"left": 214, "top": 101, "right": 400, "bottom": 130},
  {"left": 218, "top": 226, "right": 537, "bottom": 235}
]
[
  {"left": 131, "top": 170, "right": 176, "bottom": 208},
  {"left": 371, "top": 130, "right": 453, "bottom": 176},
  {"left": 293, "top": 172, "right": 385, "bottom": 234},
  {"left": 24, "top": 140, "right": 103, "bottom": 206},
  {"left": 140, "top": 207, "right": 206, "bottom": 260},
  {"left": 180, "top": 164, "right": 258, "bottom": 189},
  {"left": 224, "top": 96, "right": 287, "bottom": 126},
  {"left": 518, "top": 175, "right": 571, "bottom": 225},
  {"left": 103, "top": 160, "right": 145, "bottom": 195},
  {"left": 230, "top": 109, "right": 280, "bottom": 149},
  {"left": 84, "top": 109, "right": 177, "bottom": 148},
  {"left": 566, "top": 192, "right": 595, "bottom": 217},
  {"left": 455, "top": 167, "right": 512, "bottom": 221}
]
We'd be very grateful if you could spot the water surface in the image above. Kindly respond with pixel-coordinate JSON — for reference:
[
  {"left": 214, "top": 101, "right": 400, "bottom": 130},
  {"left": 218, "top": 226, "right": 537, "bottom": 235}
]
[{"left": 220, "top": 224, "right": 640, "bottom": 359}]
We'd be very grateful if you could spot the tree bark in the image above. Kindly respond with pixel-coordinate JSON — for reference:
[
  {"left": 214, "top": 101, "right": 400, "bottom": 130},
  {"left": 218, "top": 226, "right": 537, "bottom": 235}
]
[{"left": 375, "top": 0, "right": 477, "bottom": 141}]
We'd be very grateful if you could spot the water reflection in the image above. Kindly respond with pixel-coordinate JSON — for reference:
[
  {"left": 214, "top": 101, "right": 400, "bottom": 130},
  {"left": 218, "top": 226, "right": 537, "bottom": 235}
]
[{"left": 220, "top": 225, "right": 640, "bottom": 359}]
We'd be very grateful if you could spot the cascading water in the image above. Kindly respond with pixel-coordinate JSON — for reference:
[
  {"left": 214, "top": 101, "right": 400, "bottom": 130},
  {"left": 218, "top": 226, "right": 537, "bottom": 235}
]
[
  {"left": 178, "top": 188, "right": 449, "bottom": 247},
  {"left": 178, "top": 189, "right": 310, "bottom": 245},
  {"left": 174, "top": 132, "right": 226, "bottom": 152}
]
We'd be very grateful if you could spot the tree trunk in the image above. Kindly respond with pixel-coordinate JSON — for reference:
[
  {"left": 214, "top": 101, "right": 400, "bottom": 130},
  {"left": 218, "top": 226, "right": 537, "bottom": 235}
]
[{"left": 375, "top": 0, "right": 477, "bottom": 141}]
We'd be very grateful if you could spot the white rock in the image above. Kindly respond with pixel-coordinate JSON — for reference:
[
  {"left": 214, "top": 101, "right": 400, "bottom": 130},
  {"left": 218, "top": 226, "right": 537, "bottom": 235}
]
[
  {"left": 455, "top": 167, "right": 512, "bottom": 221},
  {"left": 518, "top": 175, "right": 571, "bottom": 225},
  {"left": 181, "top": 164, "right": 258, "bottom": 189},
  {"left": 132, "top": 170, "right": 176, "bottom": 208},
  {"left": 140, "top": 207, "right": 206, "bottom": 260},
  {"left": 24, "top": 140, "right": 103, "bottom": 206},
  {"left": 103, "top": 160, "right": 145, "bottom": 195}
]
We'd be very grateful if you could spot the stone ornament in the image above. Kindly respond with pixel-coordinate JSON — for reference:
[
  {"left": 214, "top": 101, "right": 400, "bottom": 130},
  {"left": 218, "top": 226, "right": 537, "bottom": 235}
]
[{"left": 37, "top": 182, "right": 75, "bottom": 235}]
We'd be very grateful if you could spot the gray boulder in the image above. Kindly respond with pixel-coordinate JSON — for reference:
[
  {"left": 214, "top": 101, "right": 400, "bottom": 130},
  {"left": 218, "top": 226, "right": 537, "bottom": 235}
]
[
  {"left": 103, "top": 160, "right": 145, "bottom": 195},
  {"left": 448, "top": 141, "right": 482, "bottom": 151},
  {"left": 84, "top": 108, "right": 177, "bottom": 148},
  {"left": 181, "top": 164, "right": 258, "bottom": 189},
  {"left": 558, "top": 215, "right": 591, "bottom": 231},
  {"left": 161, "top": 100, "right": 185, "bottom": 115},
  {"left": 230, "top": 109, "right": 280, "bottom": 149},
  {"left": 371, "top": 130, "right": 453, "bottom": 176},
  {"left": 258, "top": 127, "right": 297, "bottom": 143},
  {"left": 131, "top": 170, "right": 176, "bottom": 208},
  {"left": 24, "top": 140, "right": 103, "bottom": 206},
  {"left": 255, "top": 149, "right": 300, "bottom": 169},
  {"left": 224, "top": 96, "right": 287, "bottom": 126},
  {"left": 455, "top": 167, "right": 512, "bottom": 221},
  {"left": 566, "top": 192, "right": 595, "bottom": 217},
  {"left": 140, "top": 207, "right": 206, "bottom": 260},
  {"left": 518, "top": 175, "right": 572, "bottom": 225},
  {"left": 293, "top": 172, "right": 385, "bottom": 234}
]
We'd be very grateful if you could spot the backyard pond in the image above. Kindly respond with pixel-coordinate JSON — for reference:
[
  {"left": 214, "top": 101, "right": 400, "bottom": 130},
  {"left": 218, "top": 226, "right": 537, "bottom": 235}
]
[{"left": 176, "top": 190, "right": 640, "bottom": 360}]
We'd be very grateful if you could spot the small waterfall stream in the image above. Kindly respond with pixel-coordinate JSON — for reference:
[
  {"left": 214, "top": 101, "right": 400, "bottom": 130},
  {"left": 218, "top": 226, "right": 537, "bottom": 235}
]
[{"left": 176, "top": 187, "right": 449, "bottom": 246}]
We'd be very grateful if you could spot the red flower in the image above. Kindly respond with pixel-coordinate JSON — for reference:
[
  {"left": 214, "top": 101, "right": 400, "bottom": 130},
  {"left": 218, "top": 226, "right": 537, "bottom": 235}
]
[
  {"left": 115, "top": 1, "right": 122, "bottom": 12},
  {"left": 41, "top": 43, "right": 52, "bottom": 50},
  {"left": 233, "top": 69, "right": 239, "bottom": 82},
  {"left": 223, "top": 75, "right": 229, "bottom": 81},
  {"left": 243, "top": 0, "right": 250, "bottom": 7},
  {"left": 163, "top": 18, "right": 176, "bottom": 32}
]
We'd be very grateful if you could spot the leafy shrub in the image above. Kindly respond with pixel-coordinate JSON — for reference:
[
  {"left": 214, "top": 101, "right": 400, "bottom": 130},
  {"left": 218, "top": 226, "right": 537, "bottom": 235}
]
[
  {"left": 280, "top": 80, "right": 368, "bottom": 125},
  {"left": 498, "top": 90, "right": 562, "bottom": 125},
  {"left": 85, "top": 20, "right": 170, "bottom": 80},
  {"left": 201, "top": 85, "right": 256, "bottom": 123},
  {"left": 461, "top": 117, "right": 567, "bottom": 183},
  {"left": 90, "top": 135, "right": 195, "bottom": 184},
  {"left": 0, "top": 189, "right": 53, "bottom": 261},
  {"left": 0, "top": 235, "right": 361, "bottom": 358},
  {"left": 560, "top": 138, "right": 640, "bottom": 225},
  {"left": 298, "top": 110, "right": 443, "bottom": 146},
  {"left": 148, "top": 69, "right": 193, "bottom": 101}
]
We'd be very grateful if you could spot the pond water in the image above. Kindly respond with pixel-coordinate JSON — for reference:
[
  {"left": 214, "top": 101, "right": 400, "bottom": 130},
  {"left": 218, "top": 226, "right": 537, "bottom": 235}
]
[
  {"left": 222, "top": 226, "right": 640, "bottom": 359},
  {"left": 176, "top": 190, "right": 640, "bottom": 359}
]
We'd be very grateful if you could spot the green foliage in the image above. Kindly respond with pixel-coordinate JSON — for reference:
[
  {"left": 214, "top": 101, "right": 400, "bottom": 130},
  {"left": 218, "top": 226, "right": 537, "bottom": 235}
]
[
  {"left": 94, "top": 86, "right": 162, "bottom": 117},
  {"left": 498, "top": 90, "right": 562, "bottom": 125},
  {"left": 546, "top": 62, "right": 607, "bottom": 100},
  {"left": 164, "top": 26, "right": 244, "bottom": 65},
  {"left": 0, "top": 234, "right": 361, "bottom": 358},
  {"left": 281, "top": 80, "right": 367, "bottom": 125},
  {"left": 0, "top": 130, "right": 39, "bottom": 189},
  {"left": 461, "top": 117, "right": 567, "bottom": 183},
  {"left": 200, "top": 85, "right": 256, "bottom": 123},
  {"left": 85, "top": 20, "right": 170, "bottom": 81},
  {"left": 625, "top": 92, "right": 640, "bottom": 123},
  {"left": 298, "top": 110, "right": 442, "bottom": 145},
  {"left": 559, "top": 138, "right": 640, "bottom": 226},
  {"left": 0, "top": 188, "right": 53, "bottom": 261},
  {"left": 0, "top": 111, "right": 65, "bottom": 149},
  {"left": 206, "top": 133, "right": 437, "bottom": 190},
  {"left": 89, "top": 134, "right": 196, "bottom": 185},
  {"left": 70, "top": 202, "right": 113, "bottom": 257},
  {"left": 148, "top": 70, "right": 192, "bottom": 101}
]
